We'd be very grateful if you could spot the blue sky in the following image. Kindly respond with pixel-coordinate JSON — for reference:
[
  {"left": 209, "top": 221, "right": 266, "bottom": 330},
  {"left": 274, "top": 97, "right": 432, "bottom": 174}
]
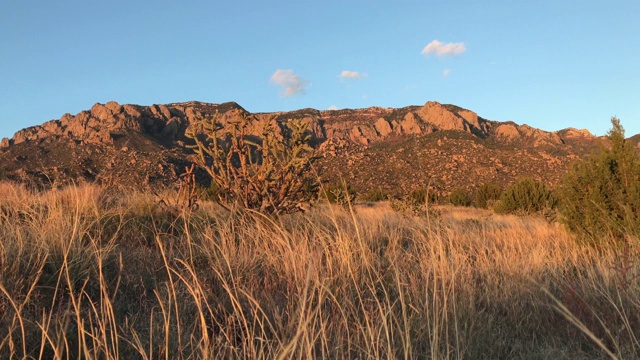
[{"left": 1, "top": 0, "right": 639, "bottom": 139}]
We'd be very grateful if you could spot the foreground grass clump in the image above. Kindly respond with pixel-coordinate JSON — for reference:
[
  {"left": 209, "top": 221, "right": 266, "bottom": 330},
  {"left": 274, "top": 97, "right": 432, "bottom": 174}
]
[{"left": 1, "top": 182, "right": 640, "bottom": 359}]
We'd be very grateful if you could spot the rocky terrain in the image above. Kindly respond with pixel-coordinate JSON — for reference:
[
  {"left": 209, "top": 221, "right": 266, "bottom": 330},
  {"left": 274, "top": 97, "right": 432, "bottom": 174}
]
[{"left": 0, "top": 100, "right": 615, "bottom": 198}]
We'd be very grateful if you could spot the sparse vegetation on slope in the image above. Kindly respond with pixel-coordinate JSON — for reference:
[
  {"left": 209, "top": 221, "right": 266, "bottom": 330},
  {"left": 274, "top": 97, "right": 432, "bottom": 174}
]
[{"left": 1, "top": 183, "right": 639, "bottom": 359}]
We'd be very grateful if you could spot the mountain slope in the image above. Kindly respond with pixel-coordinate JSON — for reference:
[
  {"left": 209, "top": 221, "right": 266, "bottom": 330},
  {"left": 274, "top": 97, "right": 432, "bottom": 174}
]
[{"left": 0, "top": 100, "right": 607, "bottom": 197}]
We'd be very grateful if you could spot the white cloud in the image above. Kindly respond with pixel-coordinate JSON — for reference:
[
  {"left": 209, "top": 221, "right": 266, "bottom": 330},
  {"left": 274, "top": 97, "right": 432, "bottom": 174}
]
[
  {"left": 339, "top": 70, "right": 363, "bottom": 80},
  {"left": 443, "top": 69, "right": 451, "bottom": 77},
  {"left": 328, "top": 105, "right": 338, "bottom": 110},
  {"left": 270, "top": 69, "right": 308, "bottom": 96},
  {"left": 421, "top": 40, "right": 466, "bottom": 56}
]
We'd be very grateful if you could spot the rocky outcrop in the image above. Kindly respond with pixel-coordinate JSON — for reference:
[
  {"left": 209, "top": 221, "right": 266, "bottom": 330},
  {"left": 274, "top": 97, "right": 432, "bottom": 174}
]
[
  {"left": 10, "top": 101, "right": 195, "bottom": 147},
  {"left": 374, "top": 118, "right": 393, "bottom": 137},
  {"left": 495, "top": 123, "right": 520, "bottom": 140},
  {"left": 416, "top": 101, "right": 489, "bottom": 136},
  {"left": 398, "top": 113, "right": 424, "bottom": 135},
  {"left": 494, "top": 122, "right": 563, "bottom": 146},
  {"left": 561, "top": 128, "right": 595, "bottom": 139},
  {"left": 5, "top": 100, "right": 593, "bottom": 152},
  {"left": 458, "top": 109, "right": 486, "bottom": 132},
  {"left": 349, "top": 126, "right": 372, "bottom": 145},
  {"left": 91, "top": 101, "right": 123, "bottom": 120},
  {"left": 519, "top": 125, "right": 563, "bottom": 146}
]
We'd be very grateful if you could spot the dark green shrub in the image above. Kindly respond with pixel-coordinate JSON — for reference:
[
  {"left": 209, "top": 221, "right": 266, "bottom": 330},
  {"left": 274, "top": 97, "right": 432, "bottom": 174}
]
[
  {"left": 362, "top": 187, "right": 389, "bottom": 202},
  {"left": 408, "top": 187, "right": 438, "bottom": 205},
  {"left": 323, "top": 181, "right": 356, "bottom": 206},
  {"left": 495, "top": 177, "right": 557, "bottom": 215},
  {"left": 475, "top": 183, "right": 503, "bottom": 209},
  {"left": 449, "top": 188, "right": 472, "bottom": 207},
  {"left": 560, "top": 118, "right": 640, "bottom": 243}
]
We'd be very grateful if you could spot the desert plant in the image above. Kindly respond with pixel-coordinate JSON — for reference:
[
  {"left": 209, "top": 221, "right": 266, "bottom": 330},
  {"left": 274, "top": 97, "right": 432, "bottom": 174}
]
[
  {"left": 199, "top": 179, "right": 221, "bottom": 202},
  {"left": 362, "top": 187, "right": 389, "bottom": 202},
  {"left": 390, "top": 187, "right": 441, "bottom": 218},
  {"left": 475, "top": 183, "right": 503, "bottom": 209},
  {"left": 495, "top": 177, "right": 557, "bottom": 215},
  {"left": 186, "top": 113, "right": 319, "bottom": 215},
  {"left": 323, "top": 181, "right": 356, "bottom": 206},
  {"left": 155, "top": 164, "right": 200, "bottom": 215},
  {"left": 449, "top": 188, "right": 472, "bottom": 207},
  {"left": 560, "top": 117, "right": 640, "bottom": 242},
  {"left": 408, "top": 187, "right": 438, "bottom": 205}
]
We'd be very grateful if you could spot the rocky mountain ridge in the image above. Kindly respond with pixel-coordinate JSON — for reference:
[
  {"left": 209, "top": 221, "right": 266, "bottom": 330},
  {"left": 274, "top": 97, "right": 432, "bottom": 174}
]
[
  {"left": 1, "top": 100, "right": 594, "bottom": 149},
  {"left": 0, "top": 100, "right": 611, "bottom": 198}
]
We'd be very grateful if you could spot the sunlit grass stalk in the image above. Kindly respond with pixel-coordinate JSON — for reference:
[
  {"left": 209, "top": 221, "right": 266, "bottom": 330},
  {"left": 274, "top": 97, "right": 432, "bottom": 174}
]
[{"left": 1, "top": 182, "right": 640, "bottom": 358}]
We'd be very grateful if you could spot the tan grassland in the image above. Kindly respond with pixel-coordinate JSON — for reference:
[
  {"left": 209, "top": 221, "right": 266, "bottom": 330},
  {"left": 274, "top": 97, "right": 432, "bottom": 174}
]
[{"left": 0, "top": 182, "right": 639, "bottom": 359}]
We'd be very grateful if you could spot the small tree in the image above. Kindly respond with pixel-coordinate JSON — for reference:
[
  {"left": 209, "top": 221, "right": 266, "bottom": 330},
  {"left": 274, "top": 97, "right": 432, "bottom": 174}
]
[
  {"left": 495, "top": 177, "right": 556, "bottom": 215},
  {"left": 560, "top": 117, "right": 640, "bottom": 242},
  {"left": 475, "top": 183, "right": 502, "bottom": 209},
  {"left": 186, "top": 114, "right": 319, "bottom": 215}
]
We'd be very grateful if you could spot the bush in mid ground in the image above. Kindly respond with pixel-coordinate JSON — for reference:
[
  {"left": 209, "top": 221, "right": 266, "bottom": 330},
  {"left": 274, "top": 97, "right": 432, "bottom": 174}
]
[
  {"left": 449, "top": 188, "right": 472, "bottom": 207},
  {"left": 323, "top": 181, "right": 356, "bottom": 206},
  {"left": 186, "top": 114, "right": 319, "bottom": 215},
  {"left": 390, "top": 187, "right": 441, "bottom": 218},
  {"left": 475, "top": 183, "right": 503, "bottom": 209},
  {"left": 362, "top": 187, "right": 390, "bottom": 202},
  {"left": 560, "top": 117, "right": 640, "bottom": 242},
  {"left": 408, "top": 187, "right": 439, "bottom": 205},
  {"left": 495, "top": 177, "right": 557, "bottom": 215}
]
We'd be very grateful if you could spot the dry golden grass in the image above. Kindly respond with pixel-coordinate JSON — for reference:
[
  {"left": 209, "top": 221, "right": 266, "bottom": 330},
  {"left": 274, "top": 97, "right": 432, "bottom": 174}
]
[{"left": 0, "top": 182, "right": 639, "bottom": 359}]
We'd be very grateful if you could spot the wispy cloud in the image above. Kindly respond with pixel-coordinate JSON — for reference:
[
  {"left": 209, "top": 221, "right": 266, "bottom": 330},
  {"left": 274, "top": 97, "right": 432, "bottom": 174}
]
[
  {"left": 421, "top": 40, "right": 466, "bottom": 56},
  {"left": 443, "top": 69, "right": 451, "bottom": 77},
  {"left": 270, "top": 69, "right": 308, "bottom": 96},
  {"left": 328, "top": 105, "right": 339, "bottom": 110},
  {"left": 339, "top": 70, "right": 364, "bottom": 80}
]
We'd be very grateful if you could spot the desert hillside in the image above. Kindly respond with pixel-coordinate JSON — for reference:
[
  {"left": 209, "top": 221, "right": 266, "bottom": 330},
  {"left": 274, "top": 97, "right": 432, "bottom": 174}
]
[{"left": 0, "top": 100, "right": 609, "bottom": 196}]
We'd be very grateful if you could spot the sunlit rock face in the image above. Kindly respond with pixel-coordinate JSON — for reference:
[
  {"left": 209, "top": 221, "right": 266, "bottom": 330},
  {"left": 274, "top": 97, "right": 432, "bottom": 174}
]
[{"left": 0, "top": 100, "right": 610, "bottom": 194}]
